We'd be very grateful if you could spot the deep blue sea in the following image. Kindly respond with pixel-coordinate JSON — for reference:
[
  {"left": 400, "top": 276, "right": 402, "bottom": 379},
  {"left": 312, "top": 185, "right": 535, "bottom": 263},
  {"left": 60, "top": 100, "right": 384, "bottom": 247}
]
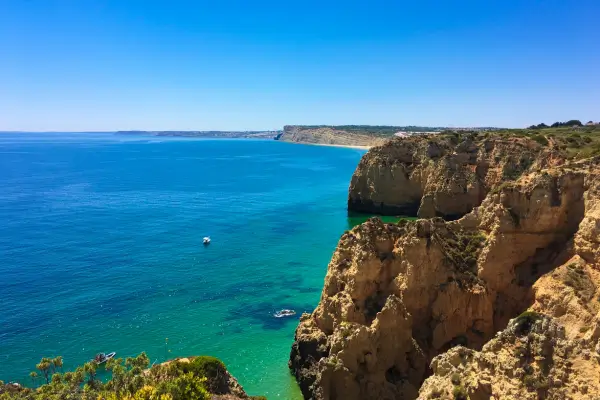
[{"left": 0, "top": 133, "right": 368, "bottom": 398}]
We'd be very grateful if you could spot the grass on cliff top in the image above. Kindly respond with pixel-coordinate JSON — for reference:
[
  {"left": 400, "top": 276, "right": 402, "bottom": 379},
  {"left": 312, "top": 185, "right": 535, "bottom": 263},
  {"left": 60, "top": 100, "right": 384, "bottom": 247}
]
[
  {"left": 291, "top": 124, "right": 600, "bottom": 155},
  {"left": 347, "top": 213, "right": 417, "bottom": 230},
  {"left": 438, "top": 125, "right": 600, "bottom": 160},
  {"left": 292, "top": 125, "right": 446, "bottom": 136}
]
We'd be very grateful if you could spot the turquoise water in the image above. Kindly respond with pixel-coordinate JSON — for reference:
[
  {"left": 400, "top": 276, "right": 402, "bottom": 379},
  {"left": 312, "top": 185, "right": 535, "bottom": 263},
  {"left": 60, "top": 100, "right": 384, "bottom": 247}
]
[{"left": 0, "top": 133, "right": 367, "bottom": 398}]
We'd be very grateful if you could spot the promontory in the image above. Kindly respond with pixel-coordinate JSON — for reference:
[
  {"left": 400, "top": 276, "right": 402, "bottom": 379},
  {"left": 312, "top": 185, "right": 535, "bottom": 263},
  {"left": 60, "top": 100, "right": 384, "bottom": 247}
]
[{"left": 290, "top": 126, "right": 600, "bottom": 399}]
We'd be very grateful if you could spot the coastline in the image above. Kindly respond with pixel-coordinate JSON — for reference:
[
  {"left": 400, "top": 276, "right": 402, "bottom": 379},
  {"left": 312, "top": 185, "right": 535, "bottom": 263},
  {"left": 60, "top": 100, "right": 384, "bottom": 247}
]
[
  {"left": 279, "top": 140, "right": 372, "bottom": 150},
  {"left": 0, "top": 136, "right": 360, "bottom": 398}
]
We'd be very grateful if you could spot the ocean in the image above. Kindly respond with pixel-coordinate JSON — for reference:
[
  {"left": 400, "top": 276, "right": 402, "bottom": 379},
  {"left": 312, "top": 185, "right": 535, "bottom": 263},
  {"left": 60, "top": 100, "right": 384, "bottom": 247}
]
[{"left": 0, "top": 132, "right": 368, "bottom": 398}]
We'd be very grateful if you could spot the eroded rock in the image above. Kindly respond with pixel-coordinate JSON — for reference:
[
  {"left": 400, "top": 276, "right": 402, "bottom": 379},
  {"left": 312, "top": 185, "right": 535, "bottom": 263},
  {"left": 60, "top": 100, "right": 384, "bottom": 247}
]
[
  {"left": 291, "top": 136, "right": 600, "bottom": 400},
  {"left": 348, "top": 134, "right": 564, "bottom": 219}
]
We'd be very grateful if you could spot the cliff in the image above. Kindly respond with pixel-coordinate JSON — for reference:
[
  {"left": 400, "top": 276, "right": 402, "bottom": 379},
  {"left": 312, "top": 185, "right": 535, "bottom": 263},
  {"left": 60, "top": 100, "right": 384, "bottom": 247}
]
[
  {"left": 278, "top": 126, "right": 391, "bottom": 148},
  {"left": 348, "top": 133, "right": 565, "bottom": 218},
  {"left": 290, "top": 133, "right": 600, "bottom": 399}
]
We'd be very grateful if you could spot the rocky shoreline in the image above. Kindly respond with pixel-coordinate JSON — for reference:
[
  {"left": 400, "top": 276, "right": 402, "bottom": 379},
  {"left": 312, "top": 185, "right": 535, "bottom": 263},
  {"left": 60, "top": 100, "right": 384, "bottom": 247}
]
[{"left": 290, "top": 133, "right": 600, "bottom": 399}]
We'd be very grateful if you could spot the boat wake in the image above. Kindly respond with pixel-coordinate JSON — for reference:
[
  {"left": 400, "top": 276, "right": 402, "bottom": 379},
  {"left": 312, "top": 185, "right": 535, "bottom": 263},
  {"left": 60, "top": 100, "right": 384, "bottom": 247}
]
[{"left": 273, "top": 309, "right": 296, "bottom": 318}]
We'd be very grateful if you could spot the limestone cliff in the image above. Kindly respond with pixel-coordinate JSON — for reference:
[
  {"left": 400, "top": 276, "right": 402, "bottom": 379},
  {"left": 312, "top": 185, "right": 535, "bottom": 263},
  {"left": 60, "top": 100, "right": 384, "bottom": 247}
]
[
  {"left": 278, "top": 126, "right": 389, "bottom": 148},
  {"left": 290, "top": 134, "right": 600, "bottom": 400},
  {"left": 419, "top": 249, "right": 600, "bottom": 399},
  {"left": 348, "top": 134, "right": 564, "bottom": 218},
  {"left": 418, "top": 312, "right": 600, "bottom": 400}
]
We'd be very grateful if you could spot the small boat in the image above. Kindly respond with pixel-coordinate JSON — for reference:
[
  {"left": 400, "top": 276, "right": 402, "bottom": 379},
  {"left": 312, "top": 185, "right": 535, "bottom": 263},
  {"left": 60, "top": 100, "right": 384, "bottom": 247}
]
[
  {"left": 274, "top": 309, "right": 296, "bottom": 318},
  {"left": 92, "top": 352, "right": 116, "bottom": 365},
  {"left": 203, "top": 236, "right": 211, "bottom": 245}
]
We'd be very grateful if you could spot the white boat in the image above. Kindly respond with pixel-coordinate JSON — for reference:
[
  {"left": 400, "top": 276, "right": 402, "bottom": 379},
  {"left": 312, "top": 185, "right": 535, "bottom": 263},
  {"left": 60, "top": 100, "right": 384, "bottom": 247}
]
[
  {"left": 274, "top": 309, "right": 296, "bottom": 318},
  {"left": 203, "top": 236, "right": 211, "bottom": 245},
  {"left": 92, "top": 352, "right": 116, "bottom": 365}
]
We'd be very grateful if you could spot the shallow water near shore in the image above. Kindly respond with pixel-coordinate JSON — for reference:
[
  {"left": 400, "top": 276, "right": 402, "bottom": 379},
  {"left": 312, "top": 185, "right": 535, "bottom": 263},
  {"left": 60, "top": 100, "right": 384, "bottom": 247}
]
[{"left": 0, "top": 133, "right": 368, "bottom": 398}]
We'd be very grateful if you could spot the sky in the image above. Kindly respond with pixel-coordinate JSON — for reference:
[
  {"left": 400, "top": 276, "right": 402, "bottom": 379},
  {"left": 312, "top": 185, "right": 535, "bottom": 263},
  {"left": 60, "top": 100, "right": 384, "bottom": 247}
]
[{"left": 1, "top": 0, "right": 599, "bottom": 131}]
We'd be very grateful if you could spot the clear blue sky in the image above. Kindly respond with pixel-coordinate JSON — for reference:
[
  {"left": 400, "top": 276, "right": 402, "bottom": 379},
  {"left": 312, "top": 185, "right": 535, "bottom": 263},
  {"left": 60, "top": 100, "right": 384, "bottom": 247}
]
[{"left": 1, "top": 0, "right": 598, "bottom": 131}]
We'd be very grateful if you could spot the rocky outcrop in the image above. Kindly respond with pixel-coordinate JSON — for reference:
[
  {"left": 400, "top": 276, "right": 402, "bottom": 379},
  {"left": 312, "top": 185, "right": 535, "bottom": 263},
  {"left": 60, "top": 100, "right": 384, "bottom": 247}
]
[
  {"left": 290, "top": 135, "right": 600, "bottom": 399},
  {"left": 419, "top": 250, "right": 600, "bottom": 399},
  {"left": 155, "top": 356, "right": 250, "bottom": 399},
  {"left": 418, "top": 312, "right": 600, "bottom": 400},
  {"left": 278, "top": 126, "right": 389, "bottom": 148},
  {"left": 348, "top": 134, "right": 564, "bottom": 219}
]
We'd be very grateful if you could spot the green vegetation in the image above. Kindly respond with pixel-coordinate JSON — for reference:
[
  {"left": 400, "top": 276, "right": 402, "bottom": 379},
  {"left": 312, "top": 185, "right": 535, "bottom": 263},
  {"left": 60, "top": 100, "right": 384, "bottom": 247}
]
[
  {"left": 433, "top": 226, "right": 487, "bottom": 279},
  {"left": 347, "top": 213, "right": 417, "bottom": 230},
  {"left": 489, "top": 181, "right": 516, "bottom": 195},
  {"left": 293, "top": 125, "right": 446, "bottom": 137},
  {"left": 293, "top": 122, "right": 600, "bottom": 158},
  {"left": 530, "top": 134, "right": 549, "bottom": 146},
  {"left": 439, "top": 123, "right": 600, "bottom": 160},
  {"left": 0, "top": 354, "right": 260, "bottom": 400},
  {"left": 523, "top": 372, "right": 550, "bottom": 392},
  {"left": 174, "top": 356, "right": 227, "bottom": 394},
  {"left": 514, "top": 311, "right": 543, "bottom": 336},
  {"left": 452, "top": 384, "right": 468, "bottom": 400},
  {"left": 450, "top": 373, "right": 461, "bottom": 385},
  {"left": 529, "top": 120, "right": 583, "bottom": 129},
  {"left": 564, "top": 263, "right": 596, "bottom": 302}
]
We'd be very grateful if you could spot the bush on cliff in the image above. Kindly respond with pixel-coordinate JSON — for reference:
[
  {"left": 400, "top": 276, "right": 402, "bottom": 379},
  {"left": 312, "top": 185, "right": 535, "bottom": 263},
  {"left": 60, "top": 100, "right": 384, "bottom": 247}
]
[
  {"left": 177, "top": 356, "right": 228, "bottom": 394},
  {"left": 433, "top": 226, "right": 486, "bottom": 280},
  {"left": 530, "top": 134, "right": 549, "bottom": 146},
  {"left": 0, "top": 353, "right": 257, "bottom": 400}
]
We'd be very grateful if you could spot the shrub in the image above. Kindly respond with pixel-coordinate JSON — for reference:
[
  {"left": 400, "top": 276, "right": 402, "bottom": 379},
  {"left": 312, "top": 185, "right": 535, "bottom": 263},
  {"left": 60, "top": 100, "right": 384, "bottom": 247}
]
[
  {"left": 531, "top": 134, "right": 549, "bottom": 146},
  {"left": 1, "top": 354, "right": 261, "bottom": 400},
  {"left": 564, "top": 263, "right": 596, "bottom": 301},
  {"left": 155, "top": 372, "right": 211, "bottom": 400},
  {"left": 450, "top": 372, "right": 461, "bottom": 385},
  {"left": 452, "top": 385, "right": 468, "bottom": 400},
  {"left": 189, "top": 356, "right": 226, "bottom": 377},
  {"left": 523, "top": 374, "right": 536, "bottom": 388},
  {"left": 523, "top": 373, "right": 550, "bottom": 391},
  {"left": 181, "top": 356, "right": 229, "bottom": 394},
  {"left": 433, "top": 227, "right": 486, "bottom": 278},
  {"left": 490, "top": 182, "right": 514, "bottom": 194},
  {"left": 514, "top": 311, "right": 543, "bottom": 336}
]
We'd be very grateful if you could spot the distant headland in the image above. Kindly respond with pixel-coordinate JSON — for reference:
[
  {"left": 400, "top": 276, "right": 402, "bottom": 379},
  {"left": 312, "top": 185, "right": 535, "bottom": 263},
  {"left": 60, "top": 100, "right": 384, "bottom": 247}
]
[
  {"left": 116, "top": 130, "right": 281, "bottom": 139},
  {"left": 275, "top": 125, "right": 499, "bottom": 148}
]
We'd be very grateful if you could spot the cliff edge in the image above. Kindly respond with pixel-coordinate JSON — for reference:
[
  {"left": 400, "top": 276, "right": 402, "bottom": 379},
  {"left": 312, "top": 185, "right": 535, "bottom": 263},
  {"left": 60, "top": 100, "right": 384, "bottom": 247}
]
[
  {"left": 290, "top": 133, "right": 600, "bottom": 399},
  {"left": 348, "top": 133, "right": 564, "bottom": 219}
]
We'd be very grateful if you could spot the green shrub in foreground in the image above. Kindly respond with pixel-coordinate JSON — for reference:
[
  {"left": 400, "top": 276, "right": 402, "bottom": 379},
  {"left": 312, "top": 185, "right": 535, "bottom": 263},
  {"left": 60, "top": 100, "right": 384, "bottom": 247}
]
[{"left": 0, "top": 353, "right": 260, "bottom": 400}]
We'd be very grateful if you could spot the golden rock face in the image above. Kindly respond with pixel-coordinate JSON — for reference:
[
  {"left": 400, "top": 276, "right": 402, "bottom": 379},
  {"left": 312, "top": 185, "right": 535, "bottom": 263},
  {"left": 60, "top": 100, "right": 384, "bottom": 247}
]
[
  {"left": 348, "top": 134, "right": 564, "bottom": 219},
  {"left": 291, "top": 135, "right": 600, "bottom": 400}
]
